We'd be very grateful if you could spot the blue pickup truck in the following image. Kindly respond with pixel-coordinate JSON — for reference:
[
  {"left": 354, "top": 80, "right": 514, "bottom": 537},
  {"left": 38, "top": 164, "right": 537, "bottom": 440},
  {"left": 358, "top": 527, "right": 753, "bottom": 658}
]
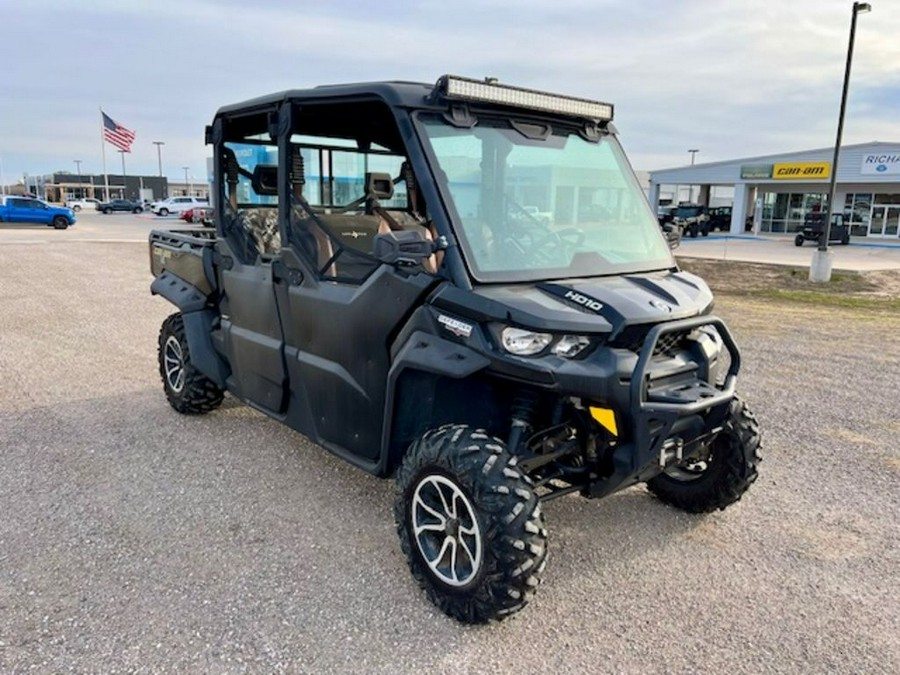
[{"left": 0, "top": 196, "right": 76, "bottom": 229}]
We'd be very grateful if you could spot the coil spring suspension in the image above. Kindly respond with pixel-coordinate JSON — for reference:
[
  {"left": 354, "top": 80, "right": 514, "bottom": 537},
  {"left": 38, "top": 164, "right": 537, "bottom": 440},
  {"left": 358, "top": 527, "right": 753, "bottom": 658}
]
[{"left": 507, "top": 390, "right": 539, "bottom": 454}]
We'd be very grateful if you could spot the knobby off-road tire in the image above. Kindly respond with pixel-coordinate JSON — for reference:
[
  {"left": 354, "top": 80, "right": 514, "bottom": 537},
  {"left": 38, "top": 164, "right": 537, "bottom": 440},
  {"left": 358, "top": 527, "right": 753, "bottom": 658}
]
[
  {"left": 647, "top": 397, "right": 761, "bottom": 513},
  {"left": 394, "top": 425, "right": 548, "bottom": 623},
  {"left": 158, "top": 313, "right": 224, "bottom": 414}
]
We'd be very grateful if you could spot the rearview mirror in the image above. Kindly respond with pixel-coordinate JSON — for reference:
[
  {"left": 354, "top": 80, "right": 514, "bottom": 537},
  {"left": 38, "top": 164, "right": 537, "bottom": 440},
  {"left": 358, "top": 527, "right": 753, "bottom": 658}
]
[{"left": 373, "top": 230, "right": 435, "bottom": 267}]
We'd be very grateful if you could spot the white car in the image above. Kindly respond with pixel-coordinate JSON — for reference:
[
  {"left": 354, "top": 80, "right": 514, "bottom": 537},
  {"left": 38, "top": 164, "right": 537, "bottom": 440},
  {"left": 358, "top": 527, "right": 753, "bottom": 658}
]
[
  {"left": 65, "top": 197, "right": 101, "bottom": 212},
  {"left": 151, "top": 196, "right": 208, "bottom": 217}
]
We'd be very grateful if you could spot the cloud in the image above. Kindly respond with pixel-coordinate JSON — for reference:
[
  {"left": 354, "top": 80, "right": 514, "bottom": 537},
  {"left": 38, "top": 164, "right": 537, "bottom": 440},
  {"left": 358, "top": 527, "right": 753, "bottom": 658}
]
[{"left": 0, "top": 0, "right": 897, "bottom": 181}]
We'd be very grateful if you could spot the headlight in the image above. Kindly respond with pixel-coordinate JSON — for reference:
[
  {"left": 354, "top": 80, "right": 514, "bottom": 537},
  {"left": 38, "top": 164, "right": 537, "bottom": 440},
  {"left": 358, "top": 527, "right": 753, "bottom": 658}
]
[
  {"left": 552, "top": 335, "right": 590, "bottom": 358},
  {"left": 501, "top": 327, "right": 552, "bottom": 355}
]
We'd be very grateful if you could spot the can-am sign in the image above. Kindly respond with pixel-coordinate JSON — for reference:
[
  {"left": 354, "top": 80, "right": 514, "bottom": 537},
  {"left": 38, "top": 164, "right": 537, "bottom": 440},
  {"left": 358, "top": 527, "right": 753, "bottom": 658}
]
[
  {"left": 861, "top": 153, "right": 900, "bottom": 175},
  {"left": 772, "top": 162, "right": 831, "bottom": 180}
]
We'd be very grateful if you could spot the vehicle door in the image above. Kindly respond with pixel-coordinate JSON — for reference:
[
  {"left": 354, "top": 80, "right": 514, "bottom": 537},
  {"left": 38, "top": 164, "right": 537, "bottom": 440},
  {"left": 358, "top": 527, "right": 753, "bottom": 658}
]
[
  {"left": 15, "top": 199, "right": 41, "bottom": 224},
  {"left": 273, "top": 114, "right": 438, "bottom": 462},
  {"left": 214, "top": 139, "right": 288, "bottom": 414}
]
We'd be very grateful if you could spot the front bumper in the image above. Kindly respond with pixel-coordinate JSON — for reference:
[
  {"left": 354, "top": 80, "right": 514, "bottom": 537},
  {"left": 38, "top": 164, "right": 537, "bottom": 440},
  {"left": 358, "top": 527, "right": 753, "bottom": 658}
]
[{"left": 588, "top": 315, "right": 739, "bottom": 498}]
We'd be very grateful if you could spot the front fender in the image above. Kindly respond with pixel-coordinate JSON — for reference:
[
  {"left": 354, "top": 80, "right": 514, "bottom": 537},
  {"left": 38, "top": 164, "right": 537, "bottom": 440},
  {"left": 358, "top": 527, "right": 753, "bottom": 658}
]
[{"left": 377, "top": 331, "right": 491, "bottom": 476}]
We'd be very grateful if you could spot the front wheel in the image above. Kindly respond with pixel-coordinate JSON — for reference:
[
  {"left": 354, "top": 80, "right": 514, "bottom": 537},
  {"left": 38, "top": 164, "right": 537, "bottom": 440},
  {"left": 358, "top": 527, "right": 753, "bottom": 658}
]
[
  {"left": 52, "top": 216, "right": 69, "bottom": 230},
  {"left": 103, "top": 208, "right": 112, "bottom": 214},
  {"left": 394, "top": 425, "right": 548, "bottom": 623},
  {"left": 646, "top": 397, "right": 761, "bottom": 513},
  {"left": 133, "top": 207, "right": 143, "bottom": 213},
  {"left": 158, "top": 313, "right": 224, "bottom": 414},
  {"left": 841, "top": 232, "right": 850, "bottom": 245},
  {"left": 72, "top": 205, "right": 81, "bottom": 212},
  {"left": 795, "top": 234, "right": 804, "bottom": 247}
]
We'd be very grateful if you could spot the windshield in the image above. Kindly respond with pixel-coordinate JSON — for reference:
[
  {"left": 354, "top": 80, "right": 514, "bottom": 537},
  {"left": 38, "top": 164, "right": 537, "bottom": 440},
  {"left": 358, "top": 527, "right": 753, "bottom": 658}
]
[
  {"left": 675, "top": 206, "right": 702, "bottom": 218},
  {"left": 417, "top": 114, "right": 672, "bottom": 282}
]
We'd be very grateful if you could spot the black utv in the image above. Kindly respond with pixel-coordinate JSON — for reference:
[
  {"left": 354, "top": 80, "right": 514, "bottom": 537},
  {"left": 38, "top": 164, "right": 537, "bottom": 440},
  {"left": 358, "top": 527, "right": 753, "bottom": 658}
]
[
  {"left": 795, "top": 212, "right": 851, "bottom": 246},
  {"left": 149, "top": 75, "right": 761, "bottom": 623}
]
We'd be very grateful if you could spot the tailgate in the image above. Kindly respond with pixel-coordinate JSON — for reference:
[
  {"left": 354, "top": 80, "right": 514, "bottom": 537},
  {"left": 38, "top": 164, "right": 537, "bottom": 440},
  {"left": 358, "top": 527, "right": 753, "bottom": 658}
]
[{"left": 149, "top": 228, "right": 217, "bottom": 295}]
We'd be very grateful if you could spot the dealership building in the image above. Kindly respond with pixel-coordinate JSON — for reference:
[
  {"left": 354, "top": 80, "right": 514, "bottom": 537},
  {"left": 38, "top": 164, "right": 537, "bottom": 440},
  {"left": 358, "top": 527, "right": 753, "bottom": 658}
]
[{"left": 648, "top": 142, "right": 900, "bottom": 239}]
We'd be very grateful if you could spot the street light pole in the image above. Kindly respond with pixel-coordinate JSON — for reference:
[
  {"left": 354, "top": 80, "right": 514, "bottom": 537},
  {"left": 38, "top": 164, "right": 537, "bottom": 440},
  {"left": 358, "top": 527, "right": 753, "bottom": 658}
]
[
  {"left": 811, "top": 1, "right": 872, "bottom": 282},
  {"left": 688, "top": 149, "right": 699, "bottom": 201},
  {"left": 74, "top": 160, "right": 82, "bottom": 198},
  {"left": 182, "top": 166, "right": 190, "bottom": 196},
  {"left": 118, "top": 150, "right": 127, "bottom": 198},
  {"left": 153, "top": 141, "right": 165, "bottom": 199},
  {"left": 153, "top": 141, "right": 164, "bottom": 177}
]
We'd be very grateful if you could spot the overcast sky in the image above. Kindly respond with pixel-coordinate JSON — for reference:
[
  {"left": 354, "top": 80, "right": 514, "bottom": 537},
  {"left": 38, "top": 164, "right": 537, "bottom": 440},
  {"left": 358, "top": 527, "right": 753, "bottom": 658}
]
[{"left": 1, "top": 0, "right": 898, "bottom": 184}]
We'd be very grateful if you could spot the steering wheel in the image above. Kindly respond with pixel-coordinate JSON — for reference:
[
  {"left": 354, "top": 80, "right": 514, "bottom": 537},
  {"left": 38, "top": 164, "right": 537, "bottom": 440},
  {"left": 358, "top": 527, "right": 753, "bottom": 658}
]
[{"left": 515, "top": 227, "right": 586, "bottom": 266}]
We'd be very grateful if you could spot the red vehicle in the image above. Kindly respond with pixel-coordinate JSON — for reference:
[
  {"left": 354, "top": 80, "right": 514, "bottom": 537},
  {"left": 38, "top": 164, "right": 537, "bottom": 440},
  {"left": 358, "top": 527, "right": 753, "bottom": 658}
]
[{"left": 180, "top": 208, "right": 195, "bottom": 223}]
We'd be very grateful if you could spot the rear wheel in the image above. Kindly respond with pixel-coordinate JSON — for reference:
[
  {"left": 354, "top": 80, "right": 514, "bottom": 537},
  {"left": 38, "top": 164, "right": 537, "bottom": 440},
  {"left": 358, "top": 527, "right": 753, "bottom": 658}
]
[
  {"left": 647, "top": 397, "right": 761, "bottom": 513},
  {"left": 52, "top": 216, "right": 69, "bottom": 230},
  {"left": 103, "top": 207, "right": 112, "bottom": 214},
  {"left": 158, "top": 313, "right": 224, "bottom": 414},
  {"left": 72, "top": 205, "right": 81, "bottom": 212},
  {"left": 794, "top": 234, "right": 804, "bottom": 246},
  {"left": 158, "top": 208, "right": 169, "bottom": 216},
  {"left": 395, "top": 425, "right": 548, "bottom": 623},
  {"left": 841, "top": 232, "right": 850, "bottom": 245}
]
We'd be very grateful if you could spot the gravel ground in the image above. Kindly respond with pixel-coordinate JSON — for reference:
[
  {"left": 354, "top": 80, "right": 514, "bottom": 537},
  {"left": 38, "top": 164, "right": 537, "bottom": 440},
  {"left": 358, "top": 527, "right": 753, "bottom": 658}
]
[{"left": 1, "top": 242, "right": 898, "bottom": 674}]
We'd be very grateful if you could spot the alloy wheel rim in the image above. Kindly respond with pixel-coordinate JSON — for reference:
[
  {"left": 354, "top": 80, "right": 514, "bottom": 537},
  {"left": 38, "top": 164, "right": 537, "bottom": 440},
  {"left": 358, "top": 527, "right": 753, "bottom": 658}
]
[
  {"left": 163, "top": 335, "right": 185, "bottom": 393},
  {"left": 411, "top": 474, "right": 482, "bottom": 587}
]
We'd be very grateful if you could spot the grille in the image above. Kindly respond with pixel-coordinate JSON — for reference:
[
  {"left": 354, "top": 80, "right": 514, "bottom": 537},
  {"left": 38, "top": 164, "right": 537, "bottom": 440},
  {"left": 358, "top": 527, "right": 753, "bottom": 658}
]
[{"left": 610, "top": 326, "right": 692, "bottom": 357}]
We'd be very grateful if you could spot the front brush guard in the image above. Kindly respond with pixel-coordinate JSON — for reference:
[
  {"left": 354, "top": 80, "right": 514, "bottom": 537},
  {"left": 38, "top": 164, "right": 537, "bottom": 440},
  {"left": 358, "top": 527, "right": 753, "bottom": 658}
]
[{"left": 588, "top": 315, "right": 739, "bottom": 498}]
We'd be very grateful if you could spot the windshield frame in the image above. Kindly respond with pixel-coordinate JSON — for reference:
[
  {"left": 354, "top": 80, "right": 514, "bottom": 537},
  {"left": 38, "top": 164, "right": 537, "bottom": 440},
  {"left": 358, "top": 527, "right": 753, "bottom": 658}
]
[{"left": 412, "top": 111, "right": 675, "bottom": 285}]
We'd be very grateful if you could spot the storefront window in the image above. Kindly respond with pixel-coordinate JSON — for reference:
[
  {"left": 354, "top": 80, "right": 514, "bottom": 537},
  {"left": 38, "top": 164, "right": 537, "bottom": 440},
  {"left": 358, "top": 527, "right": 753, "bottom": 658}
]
[
  {"left": 760, "top": 192, "right": 825, "bottom": 233},
  {"left": 844, "top": 193, "right": 872, "bottom": 235}
]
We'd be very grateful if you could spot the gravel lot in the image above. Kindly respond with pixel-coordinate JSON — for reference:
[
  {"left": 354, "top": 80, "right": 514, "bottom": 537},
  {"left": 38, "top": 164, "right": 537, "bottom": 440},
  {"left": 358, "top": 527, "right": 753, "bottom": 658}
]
[{"left": 1, "top": 239, "right": 898, "bottom": 673}]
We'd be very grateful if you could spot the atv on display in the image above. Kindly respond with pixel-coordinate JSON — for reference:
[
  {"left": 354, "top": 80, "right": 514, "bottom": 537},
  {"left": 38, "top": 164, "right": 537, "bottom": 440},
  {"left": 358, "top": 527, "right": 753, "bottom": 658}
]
[
  {"left": 795, "top": 212, "right": 851, "bottom": 246},
  {"left": 149, "top": 75, "right": 761, "bottom": 623}
]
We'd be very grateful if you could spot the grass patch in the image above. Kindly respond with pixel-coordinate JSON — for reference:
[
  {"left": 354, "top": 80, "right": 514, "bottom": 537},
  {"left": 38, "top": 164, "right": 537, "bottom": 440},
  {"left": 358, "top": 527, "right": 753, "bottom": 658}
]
[
  {"left": 679, "top": 259, "right": 900, "bottom": 312},
  {"left": 743, "top": 288, "right": 900, "bottom": 311}
]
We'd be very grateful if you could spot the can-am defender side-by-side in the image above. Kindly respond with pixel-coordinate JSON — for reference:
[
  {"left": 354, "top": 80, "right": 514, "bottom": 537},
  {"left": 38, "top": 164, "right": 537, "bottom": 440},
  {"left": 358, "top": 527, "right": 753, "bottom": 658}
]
[{"left": 149, "top": 76, "right": 761, "bottom": 623}]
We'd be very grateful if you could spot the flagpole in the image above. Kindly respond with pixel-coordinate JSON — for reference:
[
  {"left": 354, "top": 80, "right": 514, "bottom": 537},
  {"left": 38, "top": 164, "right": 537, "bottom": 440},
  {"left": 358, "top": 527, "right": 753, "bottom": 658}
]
[{"left": 100, "top": 107, "right": 109, "bottom": 201}]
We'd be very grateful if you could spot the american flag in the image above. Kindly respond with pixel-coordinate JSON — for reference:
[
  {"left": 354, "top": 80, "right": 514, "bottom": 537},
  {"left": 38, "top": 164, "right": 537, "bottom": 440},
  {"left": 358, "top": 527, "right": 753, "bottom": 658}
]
[{"left": 102, "top": 111, "right": 135, "bottom": 152}]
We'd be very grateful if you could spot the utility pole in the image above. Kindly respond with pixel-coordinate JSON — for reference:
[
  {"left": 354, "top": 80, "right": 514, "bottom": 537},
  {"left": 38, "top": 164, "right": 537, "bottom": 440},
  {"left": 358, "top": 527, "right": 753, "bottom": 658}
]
[
  {"left": 74, "top": 160, "right": 82, "bottom": 198},
  {"left": 687, "top": 149, "right": 699, "bottom": 201},
  {"left": 182, "top": 166, "right": 190, "bottom": 196},
  {"left": 119, "top": 150, "right": 127, "bottom": 198},
  {"left": 153, "top": 141, "right": 166, "bottom": 199},
  {"left": 811, "top": 1, "right": 872, "bottom": 282}
]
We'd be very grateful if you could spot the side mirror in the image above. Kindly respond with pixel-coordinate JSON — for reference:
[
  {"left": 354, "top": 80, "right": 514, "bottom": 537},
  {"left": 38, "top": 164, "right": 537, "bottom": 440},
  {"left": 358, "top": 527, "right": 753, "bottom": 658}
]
[{"left": 373, "top": 230, "right": 435, "bottom": 266}]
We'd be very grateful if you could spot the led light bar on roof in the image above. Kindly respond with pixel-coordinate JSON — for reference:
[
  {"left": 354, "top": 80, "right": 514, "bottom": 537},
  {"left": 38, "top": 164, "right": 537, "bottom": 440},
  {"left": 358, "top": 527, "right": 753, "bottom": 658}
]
[{"left": 439, "top": 75, "right": 614, "bottom": 121}]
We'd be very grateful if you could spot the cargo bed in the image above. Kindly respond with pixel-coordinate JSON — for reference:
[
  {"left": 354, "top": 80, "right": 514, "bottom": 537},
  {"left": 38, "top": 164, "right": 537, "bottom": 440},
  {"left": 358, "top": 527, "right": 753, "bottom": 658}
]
[{"left": 149, "top": 228, "right": 217, "bottom": 296}]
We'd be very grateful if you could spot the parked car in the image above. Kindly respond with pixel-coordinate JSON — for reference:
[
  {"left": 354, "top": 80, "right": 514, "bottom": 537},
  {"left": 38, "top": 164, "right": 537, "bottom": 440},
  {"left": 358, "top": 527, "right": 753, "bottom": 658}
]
[
  {"left": 0, "top": 196, "right": 76, "bottom": 229},
  {"left": 98, "top": 199, "right": 144, "bottom": 214},
  {"left": 151, "top": 196, "right": 208, "bottom": 217},
  {"left": 65, "top": 197, "right": 101, "bottom": 212},
  {"left": 191, "top": 206, "right": 215, "bottom": 225},
  {"left": 180, "top": 208, "right": 195, "bottom": 223}
]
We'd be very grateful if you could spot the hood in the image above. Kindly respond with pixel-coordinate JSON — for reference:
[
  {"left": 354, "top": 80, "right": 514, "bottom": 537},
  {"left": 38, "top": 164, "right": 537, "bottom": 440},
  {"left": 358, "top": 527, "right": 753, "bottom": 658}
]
[{"left": 448, "top": 270, "right": 714, "bottom": 336}]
